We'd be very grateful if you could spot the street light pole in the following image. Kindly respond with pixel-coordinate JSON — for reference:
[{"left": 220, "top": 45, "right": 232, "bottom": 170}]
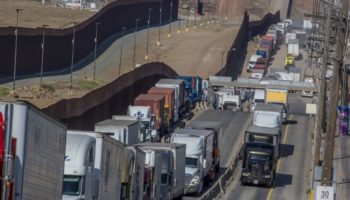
[
  {"left": 40, "top": 24, "right": 49, "bottom": 86},
  {"left": 145, "top": 8, "right": 152, "bottom": 61},
  {"left": 118, "top": 27, "right": 126, "bottom": 76},
  {"left": 177, "top": 13, "right": 181, "bottom": 34},
  {"left": 13, "top": 8, "right": 23, "bottom": 95},
  {"left": 193, "top": 4, "right": 197, "bottom": 29},
  {"left": 133, "top": 18, "right": 140, "bottom": 69},
  {"left": 93, "top": 22, "right": 101, "bottom": 81},
  {"left": 69, "top": 22, "right": 77, "bottom": 93},
  {"left": 168, "top": 0, "right": 173, "bottom": 38},
  {"left": 220, "top": 49, "right": 224, "bottom": 76},
  {"left": 186, "top": 7, "right": 189, "bottom": 32},
  {"left": 157, "top": 0, "right": 163, "bottom": 46}
]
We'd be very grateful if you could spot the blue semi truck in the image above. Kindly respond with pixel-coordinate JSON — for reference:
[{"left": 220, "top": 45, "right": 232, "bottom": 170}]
[{"left": 175, "top": 76, "right": 203, "bottom": 108}]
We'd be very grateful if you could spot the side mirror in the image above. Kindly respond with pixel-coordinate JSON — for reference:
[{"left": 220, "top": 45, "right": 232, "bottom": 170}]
[{"left": 202, "top": 159, "right": 207, "bottom": 168}]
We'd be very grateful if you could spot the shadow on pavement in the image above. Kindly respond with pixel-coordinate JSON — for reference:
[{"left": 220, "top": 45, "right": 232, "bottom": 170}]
[
  {"left": 274, "top": 173, "right": 293, "bottom": 187},
  {"left": 286, "top": 120, "right": 298, "bottom": 125},
  {"left": 279, "top": 144, "right": 294, "bottom": 158}
]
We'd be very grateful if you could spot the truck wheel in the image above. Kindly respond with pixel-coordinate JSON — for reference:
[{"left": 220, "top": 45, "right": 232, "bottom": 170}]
[
  {"left": 215, "top": 163, "right": 220, "bottom": 173},
  {"left": 240, "top": 181, "right": 246, "bottom": 186}
]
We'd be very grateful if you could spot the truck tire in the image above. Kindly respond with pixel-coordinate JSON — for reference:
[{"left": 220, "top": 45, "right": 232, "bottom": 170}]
[
  {"left": 215, "top": 162, "right": 220, "bottom": 173},
  {"left": 240, "top": 180, "right": 246, "bottom": 186}
]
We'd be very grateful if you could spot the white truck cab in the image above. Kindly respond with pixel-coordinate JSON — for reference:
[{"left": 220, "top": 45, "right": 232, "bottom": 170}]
[
  {"left": 127, "top": 105, "right": 157, "bottom": 141},
  {"left": 63, "top": 133, "right": 96, "bottom": 200},
  {"left": 248, "top": 55, "right": 263, "bottom": 72},
  {"left": 171, "top": 129, "right": 215, "bottom": 196}
]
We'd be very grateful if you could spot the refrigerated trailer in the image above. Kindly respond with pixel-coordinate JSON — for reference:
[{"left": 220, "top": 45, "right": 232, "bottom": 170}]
[
  {"left": 171, "top": 129, "right": 216, "bottom": 195},
  {"left": 66, "top": 130, "right": 125, "bottom": 200},
  {"left": 0, "top": 101, "right": 66, "bottom": 200},
  {"left": 135, "top": 143, "right": 186, "bottom": 199},
  {"left": 95, "top": 119, "right": 140, "bottom": 145},
  {"left": 120, "top": 146, "right": 145, "bottom": 200}
]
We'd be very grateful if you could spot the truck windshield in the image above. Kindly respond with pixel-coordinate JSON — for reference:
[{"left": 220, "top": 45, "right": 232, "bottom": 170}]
[
  {"left": 248, "top": 152, "right": 271, "bottom": 161},
  {"left": 140, "top": 121, "right": 150, "bottom": 129},
  {"left": 254, "top": 99, "right": 265, "bottom": 103},
  {"left": 63, "top": 175, "right": 82, "bottom": 196},
  {"left": 186, "top": 157, "right": 198, "bottom": 168},
  {"left": 249, "top": 61, "right": 257, "bottom": 65},
  {"left": 161, "top": 174, "right": 168, "bottom": 184},
  {"left": 248, "top": 134, "right": 273, "bottom": 144}
]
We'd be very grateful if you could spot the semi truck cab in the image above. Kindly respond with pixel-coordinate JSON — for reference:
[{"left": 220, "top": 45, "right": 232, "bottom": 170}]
[
  {"left": 241, "top": 142, "right": 276, "bottom": 187},
  {"left": 63, "top": 134, "right": 96, "bottom": 200}
]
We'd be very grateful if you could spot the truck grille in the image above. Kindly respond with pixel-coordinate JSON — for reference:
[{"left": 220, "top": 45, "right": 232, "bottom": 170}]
[
  {"left": 251, "top": 164, "right": 263, "bottom": 177},
  {"left": 185, "top": 174, "right": 192, "bottom": 185}
]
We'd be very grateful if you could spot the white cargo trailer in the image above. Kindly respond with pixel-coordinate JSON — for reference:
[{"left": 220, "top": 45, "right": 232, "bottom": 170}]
[
  {"left": 135, "top": 143, "right": 186, "bottom": 199},
  {"left": 95, "top": 119, "right": 140, "bottom": 145},
  {"left": 66, "top": 130, "right": 125, "bottom": 200},
  {"left": 171, "top": 129, "right": 215, "bottom": 195},
  {"left": 287, "top": 39, "right": 300, "bottom": 59},
  {"left": 0, "top": 101, "right": 66, "bottom": 200},
  {"left": 140, "top": 148, "right": 165, "bottom": 200},
  {"left": 253, "top": 110, "right": 282, "bottom": 129},
  {"left": 121, "top": 146, "right": 145, "bottom": 200}
]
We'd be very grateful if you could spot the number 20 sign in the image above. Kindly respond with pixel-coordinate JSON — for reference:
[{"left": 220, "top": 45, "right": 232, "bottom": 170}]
[{"left": 316, "top": 186, "right": 334, "bottom": 200}]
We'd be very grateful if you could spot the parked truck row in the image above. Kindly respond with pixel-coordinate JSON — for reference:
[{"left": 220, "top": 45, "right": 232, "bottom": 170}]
[
  {"left": 0, "top": 71, "right": 226, "bottom": 200},
  {"left": 128, "top": 77, "right": 204, "bottom": 142},
  {"left": 62, "top": 119, "right": 221, "bottom": 199},
  {"left": 247, "top": 23, "right": 283, "bottom": 76}
]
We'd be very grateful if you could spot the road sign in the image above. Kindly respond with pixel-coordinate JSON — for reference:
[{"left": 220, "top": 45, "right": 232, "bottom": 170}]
[{"left": 316, "top": 186, "right": 334, "bottom": 200}]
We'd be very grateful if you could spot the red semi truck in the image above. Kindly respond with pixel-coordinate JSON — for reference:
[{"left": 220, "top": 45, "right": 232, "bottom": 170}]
[
  {"left": 261, "top": 35, "right": 274, "bottom": 54},
  {"left": 147, "top": 87, "right": 175, "bottom": 130},
  {"left": 134, "top": 94, "right": 166, "bottom": 134}
]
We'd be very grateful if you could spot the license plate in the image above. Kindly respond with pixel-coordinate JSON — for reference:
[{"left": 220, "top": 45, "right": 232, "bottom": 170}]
[{"left": 253, "top": 180, "right": 259, "bottom": 185}]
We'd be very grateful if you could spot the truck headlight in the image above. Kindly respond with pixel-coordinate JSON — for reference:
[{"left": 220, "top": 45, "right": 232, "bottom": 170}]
[
  {"left": 190, "top": 175, "right": 200, "bottom": 185},
  {"left": 242, "top": 172, "right": 250, "bottom": 177}
]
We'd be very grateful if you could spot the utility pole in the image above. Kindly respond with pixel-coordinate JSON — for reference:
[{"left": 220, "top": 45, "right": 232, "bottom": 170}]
[
  {"left": 133, "top": 18, "right": 140, "bottom": 69},
  {"left": 145, "top": 8, "right": 152, "bottom": 60},
  {"left": 321, "top": 0, "right": 349, "bottom": 186},
  {"left": 118, "top": 27, "right": 126, "bottom": 76},
  {"left": 313, "top": 0, "right": 329, "bottom": 167},
  {"left": 40, "top": 24, "right": 49, "bottom": 86},
  {"left": 93, "top": 22, "right": 101, "bottom": 81},
  {"left": 13, "top": 8, "right": 23, "bottom": 95},
  {"left": 69, "top": 22, "right": 77, "bottom": 93}
]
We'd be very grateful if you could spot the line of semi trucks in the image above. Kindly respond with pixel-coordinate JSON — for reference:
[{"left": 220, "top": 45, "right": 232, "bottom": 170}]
[
  {"left": 0, "top": 73, "right": 291, "bottom": 199},
  {"left": 0, "top": 75, "right": 223, "bottom": 200},
  {"left": 206, "top": 77, "right": 289, "bottom": 186}
]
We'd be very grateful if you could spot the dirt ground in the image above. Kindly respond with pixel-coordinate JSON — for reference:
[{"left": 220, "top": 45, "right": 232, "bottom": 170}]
[
  {"left": 291, "top": 0, "right": 314, "bottom": 19},
  {"left": 0, "top": 0, "right": 95, "bottom": 28},
  {"left": 217, "top": 0, "right": 245, "bottom": 18}
]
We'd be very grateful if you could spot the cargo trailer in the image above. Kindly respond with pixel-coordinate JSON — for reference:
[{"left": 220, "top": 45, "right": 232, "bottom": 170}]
[{"left": 0, "top": 101, "right": 67, "bottom": 200}]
